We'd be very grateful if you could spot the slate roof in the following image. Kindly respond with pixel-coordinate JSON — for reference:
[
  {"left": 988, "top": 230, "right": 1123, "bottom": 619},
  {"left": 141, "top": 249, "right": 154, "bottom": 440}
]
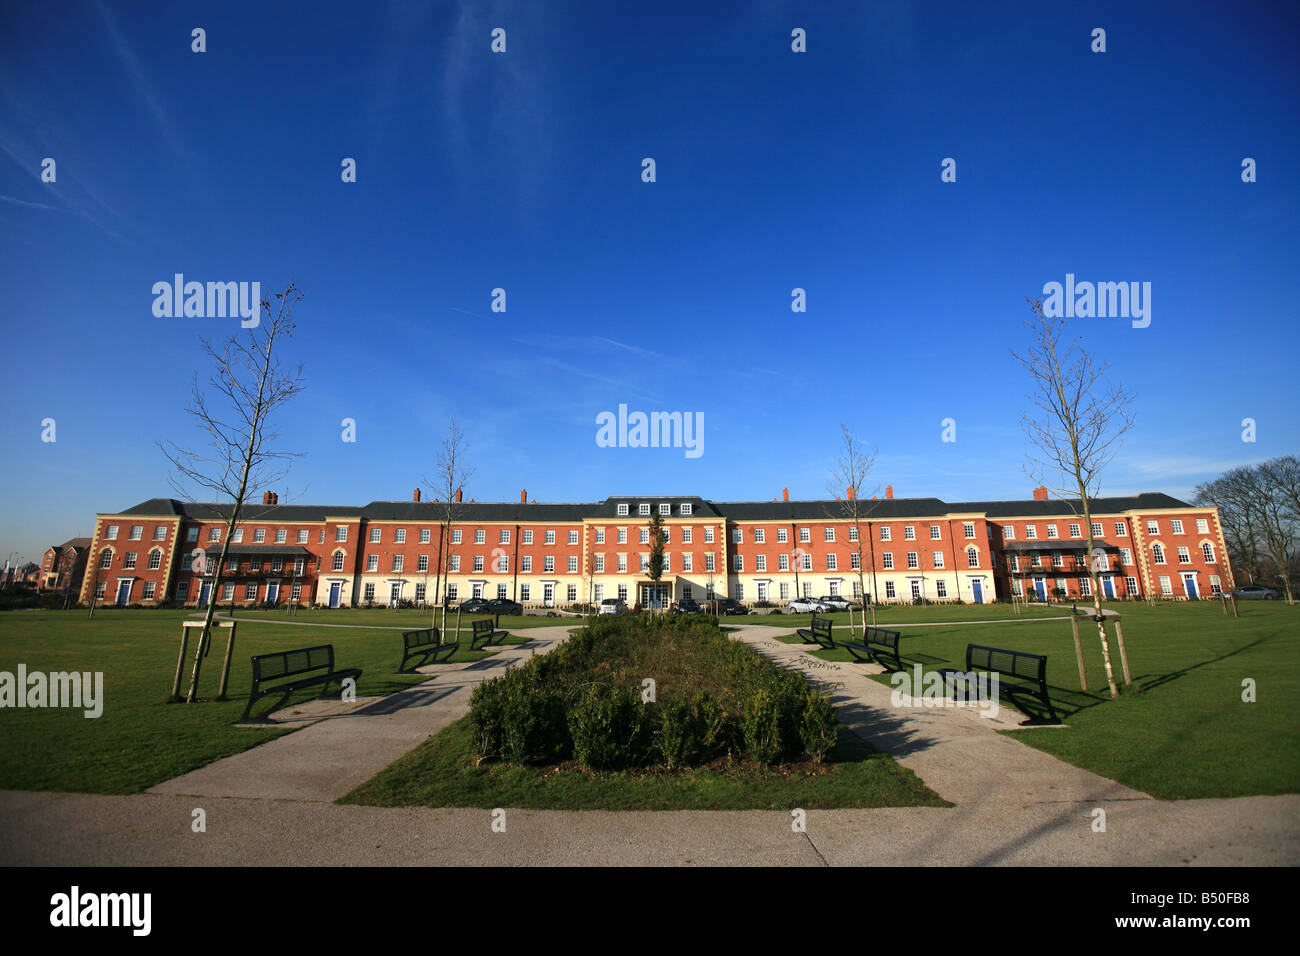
[{"left": 107, "top": 492, "right": 1198, "bottom": 523}]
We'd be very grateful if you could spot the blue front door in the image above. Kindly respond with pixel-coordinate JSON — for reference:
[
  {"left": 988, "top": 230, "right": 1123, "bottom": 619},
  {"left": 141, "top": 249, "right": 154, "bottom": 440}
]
[
  {"left": 971, "top": 580, "right": 983, "bottom": 604},
  {"left": 198, "top": 582, "right": 211, "bottom": 606},
  {"left": 1103, "top": 578, "right": 1114, "bottom": 599},
  {"left": 266, "top": 582, "right": 279, "bottom": 606},
  {"left": 1034, "top": 579, "right": 1046, "bottom": 601},
  {"left": 115, "top": 580, "right": 132, "bottom": 605},
  {"left": 329, "top": 582, "right": 342, "bottom": 608},
  {"left": 1184, "top": 575, "right": 1198, "bottom": 599}
]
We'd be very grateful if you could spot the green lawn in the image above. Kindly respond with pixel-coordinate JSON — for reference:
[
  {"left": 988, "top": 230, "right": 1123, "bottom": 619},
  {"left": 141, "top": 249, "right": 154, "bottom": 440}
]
[
  {"left": 340, "top": 715, "right": 948, "bottom": 810},
  {"left": 2, "top": 602, "right": 1296, "bottom": 802},
  {"left": 0, "top": 607, "right": 539, "bottom": 793},
  {"left": 762, "top": 601, "right": 1300, "bottom": 799}
]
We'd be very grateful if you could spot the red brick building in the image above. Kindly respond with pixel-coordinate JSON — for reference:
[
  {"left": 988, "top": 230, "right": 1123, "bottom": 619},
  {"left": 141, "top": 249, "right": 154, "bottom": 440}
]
[
  {"left": 76, "top": 486, "right": 1233, "bottom": 608},
  {"left": 39, "top": 538, "right": 90, "bottom": 597}
]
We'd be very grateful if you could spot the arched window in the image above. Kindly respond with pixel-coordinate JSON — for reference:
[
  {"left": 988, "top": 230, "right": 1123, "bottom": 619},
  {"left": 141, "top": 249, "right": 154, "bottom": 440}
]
[
  {"left": 332, "top": 550, "right": 345, "bottom": 571},
  {"left": 100, "top": 549, "right": 113, "bottom": 569},
  {"left": 966, "top": 547, "right": 979, "bottom": 568},
  {"left": 1152, "top": 543, "right": 1165, "bottom": 565},
  {"left": 1201, "top": 542, "right": 1215, "bottom": 563},
  {"left": 148, "top": 549, "right": 162, "bottom": 570}
]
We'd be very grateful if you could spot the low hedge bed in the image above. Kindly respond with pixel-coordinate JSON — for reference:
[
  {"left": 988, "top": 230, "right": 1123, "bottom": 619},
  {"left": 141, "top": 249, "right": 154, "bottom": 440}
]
[{"left": 469, "top": 613, "right": 838, "bottom": 770}]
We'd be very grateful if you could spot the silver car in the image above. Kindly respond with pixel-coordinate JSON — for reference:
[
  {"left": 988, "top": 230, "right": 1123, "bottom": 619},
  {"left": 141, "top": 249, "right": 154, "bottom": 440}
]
[
  {"left": 1234, "top": 585, "right": 1278, "bottom": 600},
  {"left": 597, "top": 597, "right": 630, "bottom": 615},
  {"left": 783, "top": 597, "right": 831, "bottom": 614}
]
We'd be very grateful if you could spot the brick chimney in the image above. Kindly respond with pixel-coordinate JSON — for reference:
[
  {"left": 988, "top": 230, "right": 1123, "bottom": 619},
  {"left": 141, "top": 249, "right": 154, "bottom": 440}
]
[
  {"left": 455, "top": 488, "right": 463, "bottom": 503},
  {"left": 847, "top": 486, "right": 855, "bottom": 500},
  {"left": 262, "top": 491, "right": 274, "bottom": 505},
  {"left": 885, "top": 485, "right": 894, "bottom": 499},
  {"left": 413, "top": 488, "right": 421, "bottom": 502},
  {"left": 782, "top": 487, "right": 789, "bottom": 502},
  {"left": 1033, "top": 486, "right": 1049, "bottom": 501},
  {"left": 520, "top": 489, "right": 527, "bottom": 503}
]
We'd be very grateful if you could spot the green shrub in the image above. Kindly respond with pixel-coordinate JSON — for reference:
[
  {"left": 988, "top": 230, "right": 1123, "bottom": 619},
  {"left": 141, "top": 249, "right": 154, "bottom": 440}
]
[
  {"left": 466, "top": 612, "right": 840, "bottom": 771},
  {"left": 742, "top": 688, "right": 785, "bottom": 765},
  {"left": 569, "top": 684, "right": 648, "bottom": 770},
  {"left": 657, "top": 692, "right": 729, "bottom": 767},
  {"left": 469, "top": 679, "right": 507, "bottom": 761},
  {"left": 798, "top": 689, "right": 839, "bottom": 763}
]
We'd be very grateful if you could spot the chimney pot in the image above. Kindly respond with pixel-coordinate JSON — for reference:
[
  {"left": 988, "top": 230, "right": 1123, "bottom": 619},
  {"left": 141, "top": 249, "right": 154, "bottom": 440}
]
[
  {"left": 1033, "top": 486, "right": 1049, "bottom": 501},
  {"left": 885, "top": 485, "right": 894, "bottom": 499},
  {"left": 413, "top": 488, "right": 421, "bottom": 502},
  {"left": 521, "top": 489, "right": 527, "bottom": 503},
  {"left": 782, "top": 487, "right": 789, "bottom": 502}
]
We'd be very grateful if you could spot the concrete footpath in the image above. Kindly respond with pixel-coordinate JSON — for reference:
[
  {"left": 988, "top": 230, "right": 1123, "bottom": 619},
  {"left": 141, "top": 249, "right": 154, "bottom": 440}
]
[{"left": 0, "top": 623, "right": 1295, "bottom": 866}]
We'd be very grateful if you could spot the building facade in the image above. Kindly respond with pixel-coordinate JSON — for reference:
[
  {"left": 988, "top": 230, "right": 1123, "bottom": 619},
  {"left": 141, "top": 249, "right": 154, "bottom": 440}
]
[
  {"left": 40, "top": 538, "right": 90, "bottom": 596},
  {"left": 76, "top": 486, "right": 1234, "bottom": 608}
]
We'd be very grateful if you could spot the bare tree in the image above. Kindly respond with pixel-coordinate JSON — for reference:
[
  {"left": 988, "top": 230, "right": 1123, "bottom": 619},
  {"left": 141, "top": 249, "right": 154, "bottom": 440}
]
[
  {"left": 160, "top": 283, "right": 306, "bottom": 702},
  {"left": 1012, "top": 299, "right": 1136, "bottom": 698},
  {"left": 826, "top": 424, "right": 880, "bottom": 633},
  {"left": 425, "top": 419, "right": 473, "bottom": 633},
  {"left": 1195, "top": 471, "right": 1264, "bottom": 585},
  {"left": 1197, "top": 459, "right": 1297, "bottom": 602},
  {"left": 646, "top": 508, "right": 666, "bottom": 612},
  {"left": 1244, "top": 460, "right": 1297, "bottom": 604},
  {"left": 584, "top": 547, "right": 598, "bottom": 613}
]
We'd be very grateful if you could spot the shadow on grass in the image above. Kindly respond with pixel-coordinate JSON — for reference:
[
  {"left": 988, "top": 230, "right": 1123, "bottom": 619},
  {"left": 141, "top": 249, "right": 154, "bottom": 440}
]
[{"left": 1133, "top": 637, "right": 1265, "bottom": 693}]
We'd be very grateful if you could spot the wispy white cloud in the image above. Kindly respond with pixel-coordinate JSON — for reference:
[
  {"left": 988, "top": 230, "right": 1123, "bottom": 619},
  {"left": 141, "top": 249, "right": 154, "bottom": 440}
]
[
  {"left": 0, "top": 194, "right": 59, "bottom": 210},
  {"left": 92, "top": 0, "right": 191, "bottom": 159}
]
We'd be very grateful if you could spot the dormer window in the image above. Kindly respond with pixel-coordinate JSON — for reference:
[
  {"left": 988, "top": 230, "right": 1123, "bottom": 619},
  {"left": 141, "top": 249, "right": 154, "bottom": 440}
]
[
  {"left": 681, "top": 503, "right": 692, "bottom": 516},
  {"left": 617, "top": 504, "right": 629, "bottom": 516},
  {"left": 639, "top": 503, "right": 651, "bottom": 516},
  {"left": 659, "top": 503, "right": 671, "bottom": 516}
]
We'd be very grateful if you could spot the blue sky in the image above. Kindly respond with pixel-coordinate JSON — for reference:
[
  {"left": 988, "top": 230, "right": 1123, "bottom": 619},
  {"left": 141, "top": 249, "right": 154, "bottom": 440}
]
[{"left": 2, "top": 0, "right": 1297, "bottom": 564}]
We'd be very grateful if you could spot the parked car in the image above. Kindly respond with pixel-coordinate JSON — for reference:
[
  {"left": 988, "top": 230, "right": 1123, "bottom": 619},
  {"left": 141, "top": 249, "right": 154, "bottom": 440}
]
[
  {"left": 670, "top": 597, "right": 702, "bottom": 613},
  {"left": 457, "top": 598, "right": 490, "bottom": 614},
  {"left": 1234, "top": 585, "right": 1278, "bottom": 600},
  {"left": 816, "top": 595, "right": 855, "bottom": 612},
  {"left": 783, "top": 596, "right": 831, "bottom": 614},
  {"left": 597, "top": 597, "right": 630, "bottom": 615},
  {"left": 480, "top": 598, "right": 523, "bottom": 616},
  {"left": 714, "top": 597, "right": 749, "bottom": 616}
]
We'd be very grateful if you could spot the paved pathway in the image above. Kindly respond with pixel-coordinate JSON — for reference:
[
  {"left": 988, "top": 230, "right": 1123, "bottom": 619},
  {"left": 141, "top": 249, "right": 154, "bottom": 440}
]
[
  {"left": 1, "top": 623, "right": 1295, "bottom": 866},
  {"left": 150, "top": 625, "right": 575, "bottom": 802}
]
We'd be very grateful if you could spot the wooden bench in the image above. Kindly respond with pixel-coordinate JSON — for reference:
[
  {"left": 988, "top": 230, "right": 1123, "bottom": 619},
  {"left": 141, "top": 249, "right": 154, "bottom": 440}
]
[
  {"left": 796, "top": 615, "right": 835, "bottom": 648},
  {"left": 938, "top": 643, "right": 1060, "bottom": 724},
  {"left": 398, "top": 627, "right": 457, "bottom": 672},
  {"left": 469, "top": 618, "right": 508, "bottom": 650},
  {"left": 843, "top": 626, "right": 905, "bottom": 670},
  {"left": 241, "top": 644, "right": 362, "bottom": 722}
]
